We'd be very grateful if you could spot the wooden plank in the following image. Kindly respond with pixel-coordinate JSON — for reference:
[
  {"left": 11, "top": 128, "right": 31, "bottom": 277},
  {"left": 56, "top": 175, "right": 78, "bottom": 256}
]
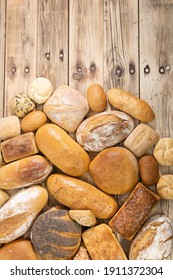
[
  {"left": 69, "top": 0, "right": 104, "bottom": 95},
  {"left": 0, "top": 0, "right": 6, "bottom": 117},
  {"left": 37, "top": 0, "right": 68, "bottom": 90},
  {"left": 140, "top": 0, "right": 173, "bottom": 259},
  {"left": 4, "top": 0, "right": 38, "bottom": 116}
]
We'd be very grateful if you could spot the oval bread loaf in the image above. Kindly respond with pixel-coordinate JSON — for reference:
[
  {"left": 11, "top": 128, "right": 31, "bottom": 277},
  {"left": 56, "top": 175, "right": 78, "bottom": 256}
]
[
  {"left": 0, "top": 186, "right": 48, "bottom": 243},
  {"left": 107, "top": 88, "right": 155, "bottom": 121},
  {"left": 31, "top": 209, "right": 81, "bottom": 260},
  {"left": 0, "top": 155, "right": 53, "bottom": 189},
  {"left": 36, "top": 124, "right": 90, "bottom": 177},
  {"left": 86, "top": 84, "right": 107, "bottom": 112},
  {"left": 139, "top": 155, "right": 160, "bottom": 186},
  {"left": 129, "top": 214, "right": 173, "bottom": 260},
  {"left": 76, "top": 111, "right": 134, "bottom": 152},
  {"left": 47, "top": 174, "right": 118, "bottom": 219},
  {"left": 21, "top": 110, "right": 47, "bottom": 132}
]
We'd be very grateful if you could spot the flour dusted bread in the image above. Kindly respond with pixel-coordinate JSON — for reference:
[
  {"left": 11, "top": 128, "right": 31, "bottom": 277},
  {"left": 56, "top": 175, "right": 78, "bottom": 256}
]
[
  {"left": 43, "top": 85, "right": 89, "bottom": 132},
  {"left": 47, "top": 174, "right": 118, "bottom": 219},
  {"left": 36, "top": 123, "right": 90, "bottom": 177},
  {"left": 107, "top": 88, "right": 155, "bottom": 121},
  {"left": 76, "top": 111, "right": 134, "bottom": 152},
  {"left": 109, "top": 182, "right": 160, "bottom": 240},
  {"left": 0, "top": 239, "right": 39, "bottom": 260},
  {"left": 0, "top": 186, "right": 48, "bottom": 243},
  {"left": 0, "top": 116, "right": 21, "bottom": 141},
  {"left": 0, "top": 155, "right": 52, "bottom": 189},
  {"left": 31, "top": 209, "right": 81, "bottom": 260},
  {"left": 82, "top": 224, "right": 127, "bottom": 260},
  {"left": 27, "top": 77, "right": 53, "bottom": 104},
  {"left": 129, "top": 214, "right": 173, "bottom": 260},
  {"left": 89, "top": 147, "right": 139, "bottom": 194},
  {"left": 154, "top": 138, "right": 173, "bottom": 166}
]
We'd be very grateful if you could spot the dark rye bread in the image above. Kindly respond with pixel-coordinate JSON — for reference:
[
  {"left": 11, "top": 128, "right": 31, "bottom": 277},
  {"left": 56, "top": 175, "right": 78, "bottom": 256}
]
[{"left": 30, "top": 209, "right": 81, "bottom": 260}]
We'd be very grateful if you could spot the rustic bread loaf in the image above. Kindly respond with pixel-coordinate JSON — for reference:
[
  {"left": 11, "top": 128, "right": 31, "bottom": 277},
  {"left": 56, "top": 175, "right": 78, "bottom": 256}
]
[
  {"left": 0, "top": 155, "right": 52, "bottom": 189},
  {"left": 36, "top": 123, "right": 90, "bottom": 177},
  {"left": 109, "top": 182, "right": 160, "bottom": 240},
  {"left": 156, "top": 174, "right": 173, "bottom": 199},
  {"left": 107, "top": 88, "right": 155, "bottom": 121},
  {"left": 47, "top": 174, "right": 118, "bottom": 219},
  {"left": 82, "top": 224, "right": 127, "bottom": 260},
  {"left": 153, "top": 138, "right": 173, "bottom": 166},
  {"left": 0, "top": 239, "right": 39, "bottom": 260},
  {"left": 10, "top": 93, "right": 35, "bottom": 117},
  {"left": 124, "top": 124, "right": 159, "bottom": 157},
  {"left": 1, "top": 132, "right": 38, "bottom": 163},
  {"left": 43, "top": 85, "right": 89, "bottom": 132},
  {"left": 0, "top": 189, "right": 9, "bottom": 208},
  {"left": 76, "top": 110, "right": 134, "bottom": 152},
  {"left": 139, "top": 154, "right": 160, "bottom": 186},
  {"left": 27, "top": 77, "right": 53, "bottom": 104},
  {"left": 73, "top": 243, "right": 90, "bottom": 260},
  {"left": 21, "top": 110, "right": 47, "bottom": 132},
  {"left": 0, "top": 186, "right": 48, "bottom": 243},
  {"left": 129, "top": 214, "right": 173, "bottom": 260},
  {"left": 0, "top": 116, "right": 21, "bottom": 141},
  {"left": 69, "top": 210, "right": 97, "bottom": 227},
  {"left": 86, "top": 84, "right": 107, "bottom": 112},
  {"left": 31, "top": 209, "right": 81, "bottom": 260},
  {"left": 89, "top": 147, "right": 139, "bottom": 194}
]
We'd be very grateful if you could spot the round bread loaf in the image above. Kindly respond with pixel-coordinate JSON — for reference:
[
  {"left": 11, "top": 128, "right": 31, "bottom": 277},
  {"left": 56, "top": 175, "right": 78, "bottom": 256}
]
[
  {"left": 139, "top": 155, "right": 160, "bottom": 186},
  {"left": 156, "top": 174, "right": 173, "bottom": 199},
  {"left": 89, "top": 147, "right": 139, "bottom": 194},
  {"left": 154, "top": 138, "right": 173, "bottom": 166},
  {"left": 86, "top": 84, "right": 107, "bottom": 112},
  {"left": 31, "top": 209, "right": 81, "bottom": 260},
  {"left": 27, "top": 77, "right": 53, "bottom": 104},
  {"left": 21, "top": 110, "right": 47, "bottom": 132}
]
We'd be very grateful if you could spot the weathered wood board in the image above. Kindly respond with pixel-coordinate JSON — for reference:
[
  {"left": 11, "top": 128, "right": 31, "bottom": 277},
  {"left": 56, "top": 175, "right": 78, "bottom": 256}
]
[{"left": 0, "top": 0, "right": 173, "bottom": 259}]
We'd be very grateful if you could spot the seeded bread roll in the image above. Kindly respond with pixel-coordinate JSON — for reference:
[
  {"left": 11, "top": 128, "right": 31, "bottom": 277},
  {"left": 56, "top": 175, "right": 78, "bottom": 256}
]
[
  {"left": 27, "top": 77, "right": 53, "bottom": 104},
  {"left": 107, "top": 88, "right": 155, "bottom": 122},
  {"left": 109, "top": 182, "right": 160, "bottom": 240},
  {"left": 0, "top": 116, "right": 21, "bottom": 141},
  {"left": 31, "top": 209, "right": 81, "bottom": 260},
  {"left": 10, "top": 92, "right": 35, "bottom": 117}
]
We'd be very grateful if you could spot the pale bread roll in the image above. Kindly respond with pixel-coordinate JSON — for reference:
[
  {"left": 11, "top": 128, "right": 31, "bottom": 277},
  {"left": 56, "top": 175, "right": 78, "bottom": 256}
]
[
  {"left": 69, "top": 210, "right": 97, "bottom": 227},
  {"left": 28, "top": 77, "right": 53, "bottom": 104},
  {"left": 154, "top": 138, "right": 173, "bottom": 166},
  {"left": 156, "top": 175, "right": 173, "bottom": 199},
  {"left": 0, "top": 116, "right": 21, "bottom": 141}
]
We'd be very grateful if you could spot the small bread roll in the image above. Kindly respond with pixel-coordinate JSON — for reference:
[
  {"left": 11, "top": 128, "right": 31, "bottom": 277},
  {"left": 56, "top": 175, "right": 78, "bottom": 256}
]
[
  {"left": 0, "top": 116, "right": 21, "bottom": 141},
  {"left": 156, "top": 175, "right": 173, "bottom": 199},
  {"left": 27, "top": 77, "right": 53, "bottom": 104},
  {"left": 154, "top": 138, "right": 173, "bottom": 166},
  {"left": 69, "top": 210, "right": 97, "bottom": 227},
  {"left": 124, "top": 124, "right": 159, "bottom": 157},
  {"left": 139, "top": 155, "right": 160, "bottom": 186},
  {"left": 10, "top": 93, "right": 35, "bottom": 117},
  {"left": 0, "top": 189, "right": 9, "bottom": 208},
  {"left": 21, "top": 110, "right": 47, "bottom": 132},
  {"left": 86, "top": 84, "right": 107, "bottom": 112}
]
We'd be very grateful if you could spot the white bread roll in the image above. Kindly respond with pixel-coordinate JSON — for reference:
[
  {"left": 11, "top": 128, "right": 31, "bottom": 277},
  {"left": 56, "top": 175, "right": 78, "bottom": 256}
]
[
  {"left": 154, "top": 138, "right": 173, "bottom": 166},
  {"left": 27, "top": 77, "right": 53, "bottom": 104},
  {"left": 0, "top": 116, "right": 21, "bottom": 141}
]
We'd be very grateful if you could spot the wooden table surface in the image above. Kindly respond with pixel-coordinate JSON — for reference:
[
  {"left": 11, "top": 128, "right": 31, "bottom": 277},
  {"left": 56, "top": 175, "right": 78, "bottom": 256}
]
[{"left": 0, "top": 0, "right": 173, "bottom": 259}]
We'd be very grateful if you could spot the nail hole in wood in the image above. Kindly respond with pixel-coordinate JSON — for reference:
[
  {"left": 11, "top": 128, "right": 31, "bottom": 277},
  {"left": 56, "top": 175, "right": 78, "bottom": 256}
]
[
  {"left": 24, "top": 66, "right": 30, "bottom": 73},
  {"left": 144, "top": 65, "right": 150, "bottom": 74},
  {"left": 165, "top": 65, "right": 171, "bottom": 71},
  {"left": 72, "top": 73, "right": 81, "bottom": 80},
  {"left": 90, "top": 63, "right": 96, "bottom": 72},
  {"left": 77, "top": 66, "right": 82, "bottom": 72},
  {"left": 45, "top": 52, "right": 50, "bottom": 60},
  {"left": 129, "top": 64, "right": 135, "bottom": 75},
  {"left": 11, "top": 67, "right": 16, "bottom": 75},
  {"left": 59, "top": 50, "right": 64, "bottom": 61},
  {"left": 115, "top": 66, "right": 123, "bottom": 77},
  {"left": 159, "top": 66, "right": 165, "bottom": 74}
]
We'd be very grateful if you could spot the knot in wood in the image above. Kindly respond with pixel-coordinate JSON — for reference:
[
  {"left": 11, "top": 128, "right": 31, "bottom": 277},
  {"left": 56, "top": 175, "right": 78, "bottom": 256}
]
[
  {"left": 115, "top": 66, "right": 123, "bottom": 77},
  {"left": 159, "top": 66, "right": 165, "bottom": 74},
  {"left": 72, "top": 72, "right": 81, "bottom": 80},
  {"left": 45, "top": 52, "right": 50, "bottom": 60},
  {"left": 11, "top": 67, "right": 16, "bottom": 75},
  {"left": 77, "top": 66, "right": 82, "bottom": 72},
  {"left": 144, "top": 65, "right": 150, "bottom": 74},
  {"left": 24, "top": 66, "right": 30, "bottom": 73},
  {"left": 90, "top": 63, "right": 96, "bottom": 72},
  {"left": 129, "top": 64, "right": 135, "bottom": 75}
]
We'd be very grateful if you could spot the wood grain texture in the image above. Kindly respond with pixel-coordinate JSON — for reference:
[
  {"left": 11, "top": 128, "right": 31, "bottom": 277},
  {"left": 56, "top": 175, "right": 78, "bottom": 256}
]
[
  {"left": 37, "top": 0, "right": 68, "bottom": 90},
  {"left": 0, "top": 0, "right": 6, "bottom": 117},
  {"left": 4, "top": 0, "right": 38, "bottom": 116},
  {"left": 140, "top": 0, "right": 173, "bottom": 259}
]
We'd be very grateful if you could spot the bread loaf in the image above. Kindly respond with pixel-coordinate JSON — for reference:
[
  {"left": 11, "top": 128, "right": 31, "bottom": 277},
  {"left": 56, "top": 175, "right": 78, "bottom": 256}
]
[
  {"left": 86, "top": 84, "right": 107, "bottom": 112},
  {"left": 47, "top": 174, "right": 118, "bottom": 219},
  {"left": 107, "top": 88, "right": 155, "bottom": 121},
  {"left": 0, "top": 155, "right": 52, "bottom": 189},
  {"left": 156, "top": 175, "right": 173, "bottom": 199},
  {"left": 153, "top": 138, "right": 173, "bottom": 166},
  {"left": 1, "top": 132, "right": 38, "bottom": 163},
  {"left": 0, "top": 189, "right": 9, "bottom": 208},
  {"left": 0, "top": 239, "right": 39, "bottom": 260},
  {"left": 73, "top": 243, "right": 90, "bottom": 260},
  {"left": 31, "top": 209, "right": 81, "bottom": 260},
  {"left": 82, "top": 224, "right": 127, "bottom": 260},
  {"left": 109, "top": 182, "right": 160, "bottom": 240},
  {"left": 69, "top": 210, "right": 97, "bottom": 227},
  {"left": 139, "top": 155, "right": 160, "bottom": 186},
  {"left": 89, "top": 147, "right": 139, "bottom": 194},
  {"left": 21, "top": 110, "right": 47, "bottom": 132},
  {"left": 10, "top": 93, "right": 35, "bottom": 117},
  {"left": 36, "top": 124, "right": 90, "bottom": 177},
  {"left": 129, "top": 214, "right": 173, "bottom": 260},
  {"left": 43, "top": 85, "right": 89, "bottom": 132},
  {"left": 27, "top": 77, "right": 53, "bottom": 104},
  {"left": 76, "top": 111, "right": 134, "bottom": 152},
  {"left": 0, "top": 186, "right": 48, "bottom": 243},
  {"left": 124, "top": 124, "right": 159, "bottom": 157},
  {"left": 0, "top": 116, "right": 21, "bottom": 141}
]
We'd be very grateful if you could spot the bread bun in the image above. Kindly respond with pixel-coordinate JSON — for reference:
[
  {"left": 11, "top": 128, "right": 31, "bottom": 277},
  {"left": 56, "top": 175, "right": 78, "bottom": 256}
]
[
  {"left": 69, "top": 210, "right": 97, "bottom": 227},
  {"left": 73, "top": 243, "right": 90, "bottom": 260},
  {"left": 156, "top": 174, "right": 173, "bottom": 199},
  {"left": 76, "top": 110, "right": 134, "bottom": 151},
  {"left": 86, "top": 84, "right": 107, "bottom": 112},
  {"left": 27, "top": 77, "right": 53, "bottom": 104},
  {"left": 107, "top": 88, "right": 155, "bottom": 121},
  {"left": 21, "top": 110, "right": 47, "bottom": 132},
  {"left": 31, "top": 209, "right": 81, "bottom": 260},
  {"left": 154, "top": 138, "right": 173, "bottom": 166},
  {"left": 0, "top": 116, "right": 21, "bottom": 141},
  {"left": 10, "top": 92, "right": 35, "bottom": 117},
  {"left": 89, "top": 147, "right": 139, "bottom": 194},
  {"left": 139, "top": 155, "right": 159, "bottom": 186}
]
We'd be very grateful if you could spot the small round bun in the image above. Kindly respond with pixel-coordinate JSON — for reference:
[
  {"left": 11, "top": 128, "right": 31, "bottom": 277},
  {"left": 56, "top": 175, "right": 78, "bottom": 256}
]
[
  {"left": 27, "top": 77, "right": 53, "bottom": 104},
  {"left": 156, "top": 174, "right": 173, "bottom": 199},
  {"left": 154, "top": 138, "right": 173, "bottom": 166}
]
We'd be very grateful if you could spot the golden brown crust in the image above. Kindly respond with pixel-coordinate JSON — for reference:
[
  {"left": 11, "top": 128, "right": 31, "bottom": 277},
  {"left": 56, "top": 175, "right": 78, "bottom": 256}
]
[
  {"left": 86, "top": 84, "right": 107, "bottom": 112},
  {"left": 139, "top": 155, "right": 160, "bottom": 186},
  {"left": 21, "top": 110, "right": 47, "bottom": 132}
]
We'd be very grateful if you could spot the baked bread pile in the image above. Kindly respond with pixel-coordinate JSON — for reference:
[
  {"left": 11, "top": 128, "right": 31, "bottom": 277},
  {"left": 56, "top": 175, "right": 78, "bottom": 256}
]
[{"left": 0, "top": 78, "right": 172, "bottom": 260}]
